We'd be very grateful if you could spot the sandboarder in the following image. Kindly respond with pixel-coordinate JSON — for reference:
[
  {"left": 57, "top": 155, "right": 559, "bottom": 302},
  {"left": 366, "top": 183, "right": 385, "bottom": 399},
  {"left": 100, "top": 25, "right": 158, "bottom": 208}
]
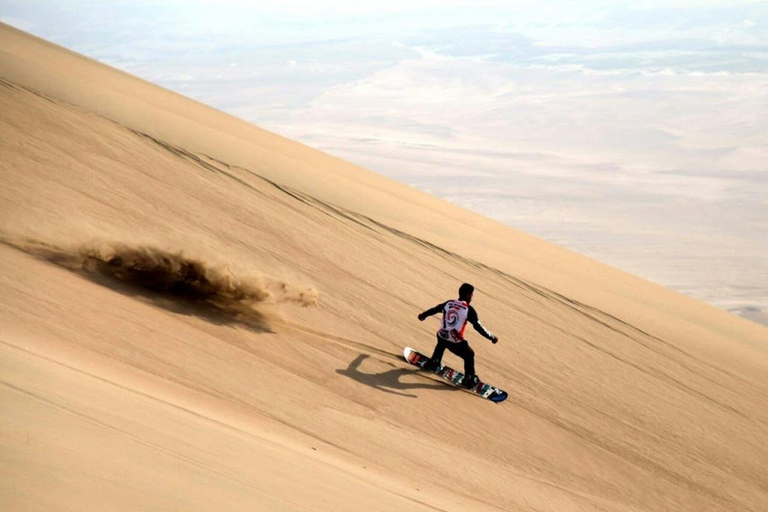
[{"left": 417, "top": 283, "right": 498, "bottom": 388}]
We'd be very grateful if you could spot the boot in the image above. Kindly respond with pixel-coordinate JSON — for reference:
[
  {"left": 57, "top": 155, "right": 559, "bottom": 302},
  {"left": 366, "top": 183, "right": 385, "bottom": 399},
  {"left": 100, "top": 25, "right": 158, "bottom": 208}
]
[
  {"left": 462, "top": 374, "right": 479, "bottom": 389},
  {"left": 422, "top": 358, "right": 441, "bottom": 372}
]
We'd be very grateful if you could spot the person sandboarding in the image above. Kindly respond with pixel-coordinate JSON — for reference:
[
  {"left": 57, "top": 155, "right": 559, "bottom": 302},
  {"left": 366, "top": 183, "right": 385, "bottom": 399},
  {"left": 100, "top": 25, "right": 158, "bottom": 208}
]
[{"left": 417, "top": 283, "right": 498, "bottom": 389}]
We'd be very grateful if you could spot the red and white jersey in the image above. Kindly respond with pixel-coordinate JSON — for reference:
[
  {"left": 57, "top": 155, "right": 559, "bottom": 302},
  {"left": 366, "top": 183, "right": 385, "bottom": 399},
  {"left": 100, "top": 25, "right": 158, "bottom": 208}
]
[
  {"left": 420, "top": 297, "right": 495, "bottom": 343},
  {"left": 438, "top": 300, "right": 470, "bottom": 342}
]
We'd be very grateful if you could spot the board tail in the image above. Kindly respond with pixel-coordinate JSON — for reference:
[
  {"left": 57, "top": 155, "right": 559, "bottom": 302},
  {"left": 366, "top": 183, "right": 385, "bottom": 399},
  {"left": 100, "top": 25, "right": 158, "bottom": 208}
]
[{"left": 403, "top": 347, "right": 421, "bottom": 366}]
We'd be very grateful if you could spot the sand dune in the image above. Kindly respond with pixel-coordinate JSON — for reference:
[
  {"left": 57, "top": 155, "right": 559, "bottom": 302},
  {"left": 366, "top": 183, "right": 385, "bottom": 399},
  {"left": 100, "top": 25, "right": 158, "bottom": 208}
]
[{"left": 1, "top": 23, "right": 767, "bottom": 511}]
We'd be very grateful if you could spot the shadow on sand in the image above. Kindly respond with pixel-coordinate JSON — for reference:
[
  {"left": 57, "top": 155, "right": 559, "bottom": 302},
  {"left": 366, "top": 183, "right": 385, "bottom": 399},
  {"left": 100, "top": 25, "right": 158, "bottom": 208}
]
[{"left": 336, "top": 354, "right": 454, "bottom": 398}]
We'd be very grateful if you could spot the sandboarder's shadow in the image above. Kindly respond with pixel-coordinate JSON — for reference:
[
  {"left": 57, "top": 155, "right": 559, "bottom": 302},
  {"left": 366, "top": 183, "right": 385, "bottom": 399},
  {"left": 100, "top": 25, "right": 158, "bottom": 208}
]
[{"left": 337, "top": 354, "right": 453, "bottom": 398}]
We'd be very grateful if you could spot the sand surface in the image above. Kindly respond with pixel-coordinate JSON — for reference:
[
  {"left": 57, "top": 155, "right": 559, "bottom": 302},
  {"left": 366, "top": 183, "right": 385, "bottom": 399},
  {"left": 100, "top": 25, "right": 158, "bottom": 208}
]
[{"left": 1, "top": 23, "right": 767, "bottom": 511}]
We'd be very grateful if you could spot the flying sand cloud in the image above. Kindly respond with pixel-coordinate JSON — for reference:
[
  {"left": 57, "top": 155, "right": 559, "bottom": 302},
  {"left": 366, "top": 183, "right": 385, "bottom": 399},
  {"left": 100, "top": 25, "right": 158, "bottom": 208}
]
[{"left": 0, "top": 235, "right": 318, "bottom": 331}]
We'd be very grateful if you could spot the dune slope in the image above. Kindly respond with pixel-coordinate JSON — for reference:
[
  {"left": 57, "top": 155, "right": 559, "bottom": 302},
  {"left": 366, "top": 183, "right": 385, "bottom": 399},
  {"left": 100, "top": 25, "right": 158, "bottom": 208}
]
[{"left": 1, "top": 23, "right": 767, "bottom": 512}]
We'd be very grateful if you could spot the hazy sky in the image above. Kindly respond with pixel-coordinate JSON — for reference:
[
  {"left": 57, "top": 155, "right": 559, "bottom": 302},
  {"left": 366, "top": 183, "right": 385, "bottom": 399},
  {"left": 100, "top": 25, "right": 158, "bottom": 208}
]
[{"left": 3, "top": 1, "right": 767, "bottom": 323}]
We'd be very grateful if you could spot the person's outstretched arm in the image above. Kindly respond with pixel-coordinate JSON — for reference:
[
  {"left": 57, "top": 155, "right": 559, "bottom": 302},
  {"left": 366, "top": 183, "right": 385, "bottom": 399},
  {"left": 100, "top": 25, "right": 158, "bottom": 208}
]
[
  {"left": 418, "top": 302, "right": 447, "bottom": 321},
  {"left": 468, "top": 306, "right": 498, "bottom": 343}
]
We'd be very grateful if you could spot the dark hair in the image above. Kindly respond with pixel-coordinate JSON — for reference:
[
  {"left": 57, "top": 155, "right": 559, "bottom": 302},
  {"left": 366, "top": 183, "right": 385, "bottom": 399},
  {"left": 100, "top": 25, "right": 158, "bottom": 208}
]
[{"left": 458, "top": 283, "right": 474, "bottom": 300}]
